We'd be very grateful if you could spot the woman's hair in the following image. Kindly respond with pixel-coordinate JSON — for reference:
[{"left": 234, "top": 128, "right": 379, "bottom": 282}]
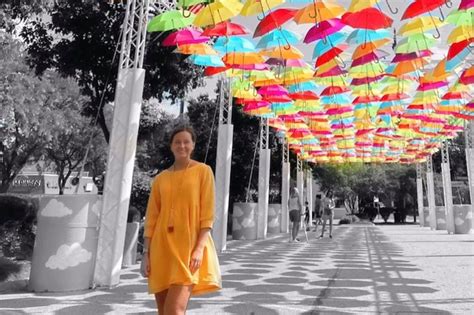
[{"left": 169, "top": 125, "right": 196, "bottom": 145}]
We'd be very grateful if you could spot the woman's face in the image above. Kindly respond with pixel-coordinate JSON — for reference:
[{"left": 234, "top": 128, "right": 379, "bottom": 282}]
[{"left": 171, "top": 131, "right": 195, "bottom": 161}]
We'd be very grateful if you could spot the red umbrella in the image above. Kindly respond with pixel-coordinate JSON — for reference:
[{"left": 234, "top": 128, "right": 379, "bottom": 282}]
[
  {"left": 315, "top": 45, "right": 348, "bottom": 67},
  {"left": 342, "top": 8, "right": 393, "bottom": 30},
  {"left": 162, "top": 28, "right": 209, "bottom": 46},
  {"left": 351, "top": 52, "right": 379, "bottom": 67},
  {"left": 448, "top": 39, "right": 474, "bottom": 60},
  {"left": 320, "top": 86, "right": 350, "bottom": 96},
  {"left": 459, "top": 0, "right": 474, "bottom": 10},
  {"left": 202, "top": 21, "right": 249, "bottom": 36},
  {"left": 402, "top": 0, "right": 445, "bottom": 20},
  {"left": 289, "top": 91, "right": 320, "bottom": 100},
  {"left": 254, "top": 8, "right": 298, "bottom": 37},
  {"left": 204, "top": 66, "right": 229, "bottom": 76}
]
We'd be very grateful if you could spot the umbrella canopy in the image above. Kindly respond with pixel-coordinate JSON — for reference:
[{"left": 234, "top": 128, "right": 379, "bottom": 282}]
[
  {"left": 177, "top": 43, "right": 218, "bottom": 55},
  {"left": 402, "top": 0, "right": 446, "bottom": 20},
  {"left": 304, "top": 18, "right": 345, "bottom": 43},
  {"left": 222, "top": 52, "right": 265, "bottom": 65},
  {"left": 342, "top": 8, "right": 393, "bottom": 30},
  {"left": 148, "top": 10, "right": 196, "bottom": 32},
  {"left": 214, "top": 36, "right": 256, "bottom": 53},
  {"left": 189, "top": 54, "right": 225, "bottom": 67},
  {"left": 294, "top": 1, "right": 346, "bottom": 24},
  {"left": 162, "top": 28, "right": 209, "bottom": 46},
  {"left": 193, "top": 0, "right": 243, "bottom": 27},
  {"left": 256, "top": 29, "right": 301, "bottom": 49},
  {"left": 254, "top": 8, "right": 298, "bottom": 37},
  {"left": 260, "top": 45, "right": 304, "bottom": 59},
  {"left": 202, "top": 21, "right": 249, "bottom": 36},
  {"left": 241, "top": 0, "right": 285, "bottom": 16}
]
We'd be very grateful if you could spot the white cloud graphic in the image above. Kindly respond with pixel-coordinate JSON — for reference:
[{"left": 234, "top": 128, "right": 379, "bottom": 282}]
[
  {"left": 45, "top": 243, "right": 92, "bottom": 270},
  {"left": 41, "top": 199, "right": 72, "bottom": 217},
  {"left": 454, "top": 217, "right": 465, "bottom": 226},
  {"left": 241, "top": 217, "right": 255, "bottom": 228}
]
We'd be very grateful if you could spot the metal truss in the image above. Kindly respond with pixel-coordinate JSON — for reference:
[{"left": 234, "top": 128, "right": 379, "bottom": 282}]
[
  {"left": 259, "top": 118, "right": 269, "bottom": 150},
  {"left": 282, "top": 140, "right": 289, "bottom": 164},
  {"left": 441, "top": 141, "right": 450, "bottom": 164},
  {"left": 426, "top": 155, "right": 433, "bottom": 173},
  {"left": 218, "top": 77, "right": 232, "bottom": 125},
  {"left": 297, "top": 155, "right": 303, "bottom": 172},
  {"left": 466, "top": 121, "right": 474, "bottom": 150},
  {"left": 416, "top": 163, "right": 422, "bottom": 180}
]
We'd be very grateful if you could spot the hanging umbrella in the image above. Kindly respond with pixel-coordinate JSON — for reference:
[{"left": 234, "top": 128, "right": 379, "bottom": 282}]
[
  {"left": 178, "top": 0, "right": 209, "bottom": 8},
  {"left": 342, "top": 8, "right": 393, "bottom": 30},
  {"left": 313, "top": 32, "right": 347, "bottom": 58},
  {"left": 177, "top": 43, "right": 218, "bottom": 55},
  {"left": 189, "top": 54, "right": 226, "bottom": 66},
  {"left": 401, "top": 0, "right": 446, "bottom": 20},
  {"left": 222, "top": 52, "right": 265, "bottom": 65},
  {"left": 162, "top": 28, "right": 209, "bottom": 46},
  {"left": 446, "top": 8, "right": 474, "bottom": 26},
  {"left": 399, "top": 16, "right": 445, "bottom": 37},
  {"left": 241, "top": 0, "right": 284, "bottom": 17},
  {"left": 448, "top": 26, "right": 474, "bottom": 44},
  {"left": 260, "top": 46, "right": 304, "bottom": 59},
  {"left": 348, "top": 0, "right": 379, "bottom": 13},
  {"left": 315, "top": 45, "right": 348, "bottom": 67},
  {"left": 294, "top": 1, "right": 346, "bottom": 24},
  {"left": 214, "top": 36, "right": 256, "bottom": 53},
  {"left": 448, "top": 39, "right": 474, "bottom": 60},
  {"left": 303, "top": 18, "right": 345, "bottom": 43},
  {"left": 254, "top": 8, "right": 298, "bottom": 37},
  {"left": 202, "top": 21, "right": 249, "bottom": 36},
  {"left": 460, "top": 66, "right": 474, "bottom": 85},
  {"left": 459, "top": 0, "right": 474, "bottom": 10},
  {"left": 256, "top": 29, "right": 301, "bottom": 49},
  {"left": 148, "top": 10, "right": 196, "bottom": 32},
  {"left": 193, "top": 0, "right": 243, "bottom": 27}
]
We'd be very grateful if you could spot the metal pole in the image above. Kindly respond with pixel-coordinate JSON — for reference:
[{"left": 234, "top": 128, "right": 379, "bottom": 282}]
[
  {"left": 465, "top": 121, "right": 474, "bottom": 234},
  {"left": 426, "top": 156, "right": 437, "bottom": 230},
  {"left": 281, "top": 140, "right": 290, "bottom": 233},
  {"left": 94, "top": 0, "right": 149, "bottom": 287},
  {"left": 441, "top": 141, "right": 455, "bottom": 234},
  {"left": 306, "top": 168, "right": 313, "bottom": 227},
  {"left": 296, "top": 156, "right": 304, "bottom": 229},
  {"left": 257, "top": 118, "right": 270, "bottom": 239},
  {"left": 416, "top": 163, "right": 425, "bottom": 227},
  {"left": 213, "top": 77, "right": 233, "bottom": 252}
]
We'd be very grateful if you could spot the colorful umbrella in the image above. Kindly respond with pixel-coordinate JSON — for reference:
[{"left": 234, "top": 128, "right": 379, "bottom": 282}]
[
  {"left": 202, "top": 21, "right": 249, "bottom": 36},
  {"left": 254, "top": 9, "right": 298, "bottom": 37},
  {"left": 148, "top": 10, "right": 196, "bottom": 32}
]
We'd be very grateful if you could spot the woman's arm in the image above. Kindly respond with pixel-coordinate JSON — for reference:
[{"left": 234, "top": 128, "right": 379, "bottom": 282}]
[{"left": 190, "top": 228, "right": 211, "bottom": 274}]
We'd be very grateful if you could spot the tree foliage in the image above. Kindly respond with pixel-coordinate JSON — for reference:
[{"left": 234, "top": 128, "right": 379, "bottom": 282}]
[{"left": 20, "top": 1, "right": 203, "bottom": 142}]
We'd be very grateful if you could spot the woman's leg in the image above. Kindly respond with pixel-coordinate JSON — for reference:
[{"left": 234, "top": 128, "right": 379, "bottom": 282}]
[
  {"left": 154, "top": 289, "right": 168, "bottom": 314},
  {"left": 329, "top": 215, "right": 333, "bottom": 237},
  {"left": 320, "top": 217, "right": 327, "bottom": 237},
  {"left": 164, "top": 284, "right": 194, "bottom": 315},
  {"left": 292, "top": 220, "right": 298, "bottom": 240}
]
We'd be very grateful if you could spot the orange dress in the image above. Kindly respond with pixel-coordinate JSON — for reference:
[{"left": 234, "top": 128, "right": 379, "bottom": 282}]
[{"left": 144, "top": 162, "right": 222, "bottom": 295}]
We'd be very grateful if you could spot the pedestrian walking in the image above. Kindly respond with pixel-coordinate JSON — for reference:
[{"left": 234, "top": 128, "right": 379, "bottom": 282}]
[
  {"left": 319, "top": 191, "right": 335, "bottom": 239},
  {"left": 141, "top": 125, "right": 221, "bottom": 314},
  {"left": 288, "top": 187, "right": 302, "bottom": 242},
  {"left": 313, "top": 194, "right": 323, "bottom": 233}
]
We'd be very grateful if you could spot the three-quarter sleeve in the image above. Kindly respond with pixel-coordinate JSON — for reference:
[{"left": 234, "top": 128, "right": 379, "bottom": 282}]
[
  {"left": 200, "top": 165, "right": 215, "bottom": 230},
  {"left": 144, "top": 176, "right": 160, "bottom": 238}
]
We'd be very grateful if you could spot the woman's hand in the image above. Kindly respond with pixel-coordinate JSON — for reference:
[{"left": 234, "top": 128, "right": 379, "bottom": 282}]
[
  {"left": 140, "top": 252, "right": 150, "bottom": 278},
  {"left": 189, "top": 247, "right": 204, "bottom": 274}
]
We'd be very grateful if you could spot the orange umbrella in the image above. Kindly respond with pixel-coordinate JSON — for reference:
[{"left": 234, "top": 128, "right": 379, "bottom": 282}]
[
  {"left": 222, "top": 52, "right": 265, "bottom": 65},
  {"left": 294, "top": 1, "right": 345, "bottom": 24},
  {"left": 177, "top": 43, "right": 218, "bottom": 55},
  {"left": 352, "top": 39, "right": 391, "bottom": 59},
  {"left": 260, "top": 45, "right": 304, "bottom": 59}
]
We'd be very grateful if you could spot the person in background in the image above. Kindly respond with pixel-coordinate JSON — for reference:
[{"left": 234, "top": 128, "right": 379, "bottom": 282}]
[
  {"left": 319, "top": 191, "right": 335, "bottom": 239},
  {"left": 288, "top": 187, "right": 302, "bottom": 242},
  {"left": 141, "top": 125, "right": 221, "bottom": 314},
  {"left": 313, "top": 194, "right": 323, "bottom": 233}
]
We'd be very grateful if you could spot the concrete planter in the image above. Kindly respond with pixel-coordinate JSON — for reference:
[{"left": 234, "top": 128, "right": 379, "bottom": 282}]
[
  {"left": 435, "top": 206, "right": 447, "bottom": 230},
  {"left": 232, "top": 202, "right": 258, "bottom": 240},
  {"left": 29, "top": 195, "right": 101, "bottom": 292},
  {"left": 267, "top": 204, "right": 281, "bottom": 234},
  {"left": 453, "top": 205, "right": 473, "bottom": 234},
  {"left": 423, "top": 207, "right": 430, "bottom": 227}
]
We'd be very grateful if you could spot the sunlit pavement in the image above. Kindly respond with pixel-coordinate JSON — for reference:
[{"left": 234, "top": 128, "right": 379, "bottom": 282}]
[{"left": 0, "top": 224, "right": 473, "bottom": 314}]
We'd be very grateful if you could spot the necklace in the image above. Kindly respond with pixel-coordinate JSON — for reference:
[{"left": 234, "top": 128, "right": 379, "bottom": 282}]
[{"left": 167, "top": 160, "right": 191, "bottom": 232}]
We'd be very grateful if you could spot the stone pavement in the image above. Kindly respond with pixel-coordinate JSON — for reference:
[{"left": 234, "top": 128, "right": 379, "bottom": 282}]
[{"left": 0, "top": 224, "right": 473, "bottom": 314}]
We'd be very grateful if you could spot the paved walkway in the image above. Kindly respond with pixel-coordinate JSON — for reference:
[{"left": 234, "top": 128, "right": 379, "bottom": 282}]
[{"left": 0, "top": 224, "right": 473, "bottom": 314}]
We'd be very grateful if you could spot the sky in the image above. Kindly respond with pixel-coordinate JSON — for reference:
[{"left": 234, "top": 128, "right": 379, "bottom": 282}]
[{"left": 163, "top": 0, "right": 466, "bottom": 116}]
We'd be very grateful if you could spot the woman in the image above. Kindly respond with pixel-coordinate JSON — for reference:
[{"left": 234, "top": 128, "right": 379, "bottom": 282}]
[
  {"left": 319, "top": 191, "right": 335, "bottom": 239},
  {"left": 288, "top": 187, "right": 302, "bottom": 242},
  {"left": 141, "top": 126, "right": 221, "bottom": 314}
]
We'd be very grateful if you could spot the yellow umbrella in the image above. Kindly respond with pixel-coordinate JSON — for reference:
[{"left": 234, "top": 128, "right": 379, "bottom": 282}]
[
  {"left": 241, "top": 0, "right": 284, "bottom": 16},
  {"left": 399, "top": 16, "right": 445, "bottom": 36},
  {"left": 177, "top": 43, "right": 218, "bottom": 55},
  {"left": 294, "top": 1, "right": 345, "bottom": 24},
  {"left": 348, "top": 0, "right": 379, "bottom": 12},
  {"left": 448, "top": 25, "right": 474, "bottom": 44},
  {"left": 222, "top": 52, "right": 265, "bottom": 65},
  {"left": 260, "top": 46, "right": 304, "bottom": 59},
  {"left": 193, "top": 0, "right": 243, "bottom": 27}
]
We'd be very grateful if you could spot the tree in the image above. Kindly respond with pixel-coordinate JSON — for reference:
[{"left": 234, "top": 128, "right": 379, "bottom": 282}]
[
  {"left": 0, "top": 34, "right": 55, "bottom": 192},
  {"left": 21, "top": 1, "right": 203, "bottom": 142}
]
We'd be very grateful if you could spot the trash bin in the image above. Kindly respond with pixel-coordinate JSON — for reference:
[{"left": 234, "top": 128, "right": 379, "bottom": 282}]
[
  {"left": 29, "top": 195, "right": 101, "bottom": 292},
  {"left": 232, "top": 202, "right": 258, "bottom": 240}
]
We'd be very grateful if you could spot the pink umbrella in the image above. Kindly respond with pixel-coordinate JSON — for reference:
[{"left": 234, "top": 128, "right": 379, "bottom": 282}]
[
  {"left": 351, "top": 52, "right": 380, "bottom": 67},
  {"left": 459, "top": 0, "right": 474, "bottom": 9},
  {"left": 416, "top": 81, "right": 448, "bottom": 91},
  {"left": 162, "top": 27, "right": 209, "bottom": 46},
  {"left": 391, "top": 50, "right": 432, "bottom": 63},
  {"left": 258, "top": 85, "right": 289, "bottom": 96},
  {"left": 229, "top": 63, "right": 270, "bottom": 70},
  {"left": 303, "top": 18, "right": 345, "bottom": 44},
  {"left": 266, "top": 58, "right": 307, "bottom": 68}
]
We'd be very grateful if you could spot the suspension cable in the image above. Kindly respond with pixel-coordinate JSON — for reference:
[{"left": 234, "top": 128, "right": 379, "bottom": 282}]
[{"left": 245, "top": 127, "right": 261, "bottom": 203}]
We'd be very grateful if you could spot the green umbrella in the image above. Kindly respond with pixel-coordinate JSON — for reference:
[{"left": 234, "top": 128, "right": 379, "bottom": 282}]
[
  {"left": 446, "top": 8, "right": 474, "bottom": 26},
  {"left": 395, "top": 34, "right": 435, "bottom": 53},
  {"left": 147, "top": 10, "right": 195, "bottom": 32}
]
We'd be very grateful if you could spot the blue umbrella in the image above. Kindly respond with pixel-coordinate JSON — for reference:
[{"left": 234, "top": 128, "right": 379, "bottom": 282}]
[
  {"left": 214, "top": 36, "right": 256, "bottom": 54},
  {"left": 189, "top": 54, "right": 225, "bottom": 67},
  {"left": 346, "top": 29, "right": 391, "bottom": 45},
  {"left": 313, "top": 32, "right": 346, "bottom": 59},
  {"left": 446, "top": 47, "right": 471, "bottom": 71},
  {"left": 287, "top": 81, "right": 319, "bottom": 93},
  {"left": 256, "top": 29, "right": 301, "bottom": 49}
]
